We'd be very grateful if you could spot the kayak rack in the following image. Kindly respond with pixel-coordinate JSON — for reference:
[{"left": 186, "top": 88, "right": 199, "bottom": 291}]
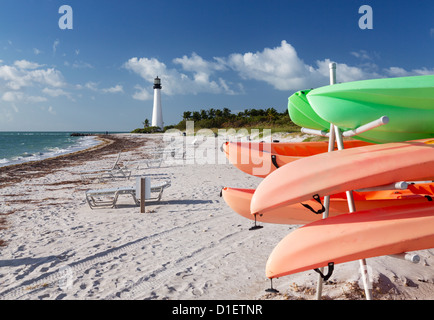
[
  {"left": 298, "top": 62, "right": 426, "bottom": 300},
  {"left": 301, "top": 115, "right": 389, "bottom": 138},
  {"left": 390, "top": 252, "right": 421, "bottom": 264},
  {"left": 266, "top": 64, "right": 427, "bottom": 299}
]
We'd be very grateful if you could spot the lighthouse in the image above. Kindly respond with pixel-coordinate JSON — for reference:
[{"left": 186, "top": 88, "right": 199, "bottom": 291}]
[{"left": 151, "top": 76, "right": 164, "bottom": 130}]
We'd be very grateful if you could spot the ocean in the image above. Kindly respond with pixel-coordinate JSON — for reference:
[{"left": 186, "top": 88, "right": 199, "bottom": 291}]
[{"left": 0, "top": 132, "right": 104, "bottom": 168}]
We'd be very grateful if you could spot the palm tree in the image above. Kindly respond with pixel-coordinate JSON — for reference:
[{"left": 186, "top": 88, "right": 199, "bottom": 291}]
[
  {"left": 183, "top": 111, "right": 192, "bottom": 120},
  {"left": 192, "top": 111, "right": 201, "bottom": 121},
  {"left": 266, "top": 108, "right": 278, "bottom": 122},
  {"left": 222, "top": 108, "right": 231, "bottom": 119},
  {"left": 200, "top": 109, "right": 208, "bottom": 120},
  {"left": 208, "top": 108, "right": 216, "bottom": 119}
]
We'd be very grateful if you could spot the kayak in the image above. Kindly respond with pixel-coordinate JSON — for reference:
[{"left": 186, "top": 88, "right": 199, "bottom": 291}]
[
  {"left": 221, "top": 183, "right": 434, "bottom": 225},
  {"left": 222, "top": 140, "right": 371, "bottom": 178},
  {"left": 306, "top": 75, "right": 434, "bottom": 144},
  {"left": 288, "top": 89, "right": 330, "bottom": 130},
  {"left": 250, "top": 138, "right": 434, "bottom": 216},
  {"left": 265, "top": 202, "right": 434, "bottom": 279}
]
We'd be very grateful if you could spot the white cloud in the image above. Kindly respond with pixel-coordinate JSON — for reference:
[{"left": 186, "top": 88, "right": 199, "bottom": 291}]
[
  {"left": 125, "top": 57, "right": 183, "bottom": 96},
  {"left": 85, "top": 81, "right": 98, "bottom": 91},
  {"left": 0, "top": 60, "right": 67, "bottom": 109},
  {"left": 411, "top": 68, "right": 434, "bottom": 75},
  {"left": 315, "top": 59, "right": 381, "bottom": 83},
  {"left": 124, "top": 55, "right": 239, "bottom": 98},
  {"left": 125, "top": 40, "right": 434, "bottom": 96},
  {"left": 222, "top": 41, "right": 377, "bottom": 89},
  {"left": 385, "top": 66, "right": 434, "bottom": 77},
  {"left": 39, "top": 105, "right": 56, "bottom": 115},
  {"left": 2, "top": 91, "right": 47, "bottom": 103},
  {"left": 27, "top": 95, "right": 48, "bottom": 103},
  {"left": 350, "top": 50, "right": 372, "bottom": 60},
  {"left": 33, "top": 48, "right": 42, "bottom": 55},
  {"left": 224, "top": 41, "right": 434, "bottom": 89},
  {"left": 217, "top": 78, "right": 243, "bottom": 95},
  {"left": 14, "top": 60, "right": 43, "bottom": 70},
  {"left": 71, "top": 60, "right": 94, "bottom": 69},
  {"left": 101, "top": 84, "right": 124, "bottom": 94},
  {"left": 226, "top": 40, "right": 315, "bottom": 90},
  {"left": 28, "top": 68, "right": 65, "bottom": 88},
  {"left": 385, "top": 67, "right": 410, "bottom": 77},
  {"left": 42, "top": 87, "right": 71, "bottom": 98},
  {"left": 124, "top": 46, "right": 318, "bottom": 97},
  {"left": 173, "top": 52, "right": 226, "bottom": 74},
  {"left": 0, "top": 65, "right": 23, "bottom": 89},
  {"left": 53, "top": 39, "right": 60, "bottom": 55},
  {"left": 0, "top": 63, "right": 65, "bottom": 90},
  {"left": 132, "top": 85, "right": 152, "bottom": 101},
  {"left": 84, "top": 82, "right": 124, "bottom": 94},
  {"left": 124, "top": 41, "right": 328, "bottom": 92},
  {"left": 2, "top": 91, "right": 24, "bottom": 102}
]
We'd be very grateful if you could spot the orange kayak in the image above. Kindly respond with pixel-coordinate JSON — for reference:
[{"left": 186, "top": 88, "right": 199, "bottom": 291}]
[
  {"left": 222, "top": 184, "right": 434, "bottom": 225},
  {"left": 251, "top": 139, "right": 434, "bottom": 216},
  {"left": 222, "top": 140, "right": 372, "bottom": 178},
  {"left": 266, "top": 201, "right": 434, "bottom": 279}
]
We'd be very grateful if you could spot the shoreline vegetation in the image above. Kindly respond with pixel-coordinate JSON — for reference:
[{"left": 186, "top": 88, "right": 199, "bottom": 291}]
[{"left": 132, "top": 107, "right": 302, "bottom": 136}]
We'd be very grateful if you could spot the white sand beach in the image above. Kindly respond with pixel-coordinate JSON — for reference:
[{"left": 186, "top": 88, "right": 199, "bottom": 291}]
[{"left": 1, "top": 133, "right": 434, "bottom": 301}]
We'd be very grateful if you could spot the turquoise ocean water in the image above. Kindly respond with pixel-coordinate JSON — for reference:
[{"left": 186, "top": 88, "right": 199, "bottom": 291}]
[{"left": 0, "top": 132, "right": 104, "bottom": 168}]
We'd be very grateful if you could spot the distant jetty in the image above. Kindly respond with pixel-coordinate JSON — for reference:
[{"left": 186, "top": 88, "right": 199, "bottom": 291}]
[
  {"left": 70, "top": 133, "right": 94, "bottom": 137},
  {"left": 70, "top": 132, "right": 110, "bottom": 136}
]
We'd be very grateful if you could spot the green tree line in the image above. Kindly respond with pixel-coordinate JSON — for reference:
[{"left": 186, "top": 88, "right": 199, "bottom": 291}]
[
  {"left": 132, "top": 107, "right": 299, "bottom": 133},
  {"left": 175, "top": 107, "right": 295, "bottom": 130}
]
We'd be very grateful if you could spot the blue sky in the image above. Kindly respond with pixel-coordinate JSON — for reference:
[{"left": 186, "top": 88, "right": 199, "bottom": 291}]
[{"left": 0, "top": 0, "right": 433, "bottom": 131}]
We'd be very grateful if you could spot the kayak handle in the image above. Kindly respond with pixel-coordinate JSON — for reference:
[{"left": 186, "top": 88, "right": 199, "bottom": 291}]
[
  {"left": 271, "top": 155, "right": 279, "bottom": 168},
  {"left": 301, "top": 194, "right": 325, "bottom": 215},
  {"left": 314, "top": 262, "right": 334, "bottom": 282}
]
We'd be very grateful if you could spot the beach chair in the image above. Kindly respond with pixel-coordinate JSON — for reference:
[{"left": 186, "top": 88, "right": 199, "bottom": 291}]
[
  {"left": 144, "top": 158, "right": 164, "bottom": 168},
  {"left": 85, "top": 177, "right": 171, "bottom": 209},
  {"left": 125, "top": 157, "right": 164, "bottom": 173},
  {"left": 144, "top": 147, "right": 186, "bottom": 166},
  {"left": 80, "top": 153, "right": 131, "bottom": 181}
]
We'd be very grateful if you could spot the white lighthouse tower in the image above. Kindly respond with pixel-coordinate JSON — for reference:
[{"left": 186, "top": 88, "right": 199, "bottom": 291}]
[{"left": 151, "top": 76, "right": 163, "bottom": 130}]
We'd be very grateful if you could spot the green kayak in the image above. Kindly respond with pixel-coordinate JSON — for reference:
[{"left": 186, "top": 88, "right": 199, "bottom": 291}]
[
  {"left": 288, "top": 89, "right": 372, "bottom": 142},
  {"left": 288, "top": 90, "right": 330, "bottom": 130},
  {"left": 306, "top": 75, "right": 434, "bottom": 143}
]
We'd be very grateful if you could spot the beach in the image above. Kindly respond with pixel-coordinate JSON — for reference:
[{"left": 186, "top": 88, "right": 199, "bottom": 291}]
[{"left": 1, "top": 133, "right": 434, "bottom": 301}]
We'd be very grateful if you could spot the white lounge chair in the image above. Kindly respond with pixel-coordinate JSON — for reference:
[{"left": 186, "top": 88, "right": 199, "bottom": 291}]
[
  {"left": 144, "top": 158, "right": 164, "bottom": 168},
  {"left": 85, "top": 177, "right": 171, "bottom": 209},
  {"left": 125, "top": 158, "right": 163, "bottom": 172},
  {"left": 127, "top": 147, "right": 186, "bottom": 170},
  {"left": 80, "top": 153, "right": 131, "bottom": 181}
]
